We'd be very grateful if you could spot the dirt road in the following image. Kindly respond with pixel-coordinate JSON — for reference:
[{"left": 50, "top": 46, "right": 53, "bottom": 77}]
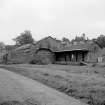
[{"left": 0, "top": 68, "right": 87, "bottom": 105}]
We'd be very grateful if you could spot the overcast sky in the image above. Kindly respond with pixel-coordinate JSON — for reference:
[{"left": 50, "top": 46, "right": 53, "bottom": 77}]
[{"left": 0, "top": 0, "right": 105, "bottom": 44}]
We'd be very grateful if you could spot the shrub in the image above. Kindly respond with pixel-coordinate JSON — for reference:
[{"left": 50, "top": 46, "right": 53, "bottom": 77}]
[{"left": 29, "top": 55, "right": 46, "bottom": 65}]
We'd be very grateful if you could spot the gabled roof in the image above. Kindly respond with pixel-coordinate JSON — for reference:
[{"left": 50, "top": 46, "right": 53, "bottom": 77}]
[
  {"left": 34, "top": 36, "right": 64, "bottom": 51},
  {"left": 34, "top": 36, "right": 62, "bottom": 46},
  {"left": 14, "top": 44, "right": 35, "bottom": 51}
]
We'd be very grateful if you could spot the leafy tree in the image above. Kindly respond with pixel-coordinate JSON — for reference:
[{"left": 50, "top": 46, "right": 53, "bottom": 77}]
[
  {"left": 0, "top": 42, "right": 5, "bottom": 50},
  {"left": 13, "top": 30, "right": 34, "bottom": 46},
  {"left": 62, "top": 37, "right": 70, "bottom": 46},
  {"left": 0, "top": 42, "right": 6, "bottom": 57},
  {"left": 93, "top": 35, "right": 105, "bottom": 48},
  {"left": 71, "top": 33, "right": 88, "bottom": 44},
  {"left": 0, "top": 42, "right": 7, "bottom": 64}
]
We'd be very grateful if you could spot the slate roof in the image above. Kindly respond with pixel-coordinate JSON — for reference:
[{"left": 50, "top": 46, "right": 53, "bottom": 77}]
[
  {"left": 15, "top": 44, "right": 31, "bottom": 51},
  {"left": 34, "top": 36, "right": 62, "bottom": 46},
  {"left": 54, "top": 43, "right": 93, "bottom": 52}
]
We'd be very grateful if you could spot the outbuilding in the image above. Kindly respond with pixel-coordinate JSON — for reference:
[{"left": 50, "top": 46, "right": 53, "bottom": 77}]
[
  {"left": 35, "top": 42, "right": 101, "bottom": 64},
  {"left": 54, "top": 42, "right": 101, "bottom": 64},
  {"left": 6, "top": 36, "right": 102, "bottom": 65}
]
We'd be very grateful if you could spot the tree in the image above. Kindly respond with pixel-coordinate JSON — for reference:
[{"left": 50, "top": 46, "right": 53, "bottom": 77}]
[
  {"left": 71, "top": 33, "right": 88, "bottom": 44},
  {"left": 62, "top": 37, "right": 70, "bottom": 46},
  {"left": 0, "top": 42, "right": 7, "bottom": 64},
  {"left": 13, "top": 30, "right": 34, "bottom": 46},
  {"left": 93, "top": 35, "right": 105, "bottom": 48},
  {"left": 0, "top": 42, "right": 5, "bottom": 50},
  {"left": 0, "top": 42, "right": 6, "bottom": 57},
  {"left": 0, "top": 42, "right": 6, "bottom": 55}
]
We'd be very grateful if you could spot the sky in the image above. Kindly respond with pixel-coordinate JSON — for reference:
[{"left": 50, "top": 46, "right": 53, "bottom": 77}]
[{"left": 0, "top": 0, "right": 105, "bottom": 45}]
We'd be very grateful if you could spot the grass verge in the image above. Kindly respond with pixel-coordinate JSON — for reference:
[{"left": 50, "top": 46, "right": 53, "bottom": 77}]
[{"left": 1, "top": 65, "right": 105, "bottom": 105}]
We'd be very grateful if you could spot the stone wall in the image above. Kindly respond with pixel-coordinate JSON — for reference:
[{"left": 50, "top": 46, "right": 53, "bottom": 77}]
[{"left": 35, "top": 48, "right": 55, "bottom": 64}]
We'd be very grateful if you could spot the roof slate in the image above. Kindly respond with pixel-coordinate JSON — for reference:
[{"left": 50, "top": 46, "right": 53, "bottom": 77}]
[{"left": 54, "top": 43, "right": 92, "bottom": 52}]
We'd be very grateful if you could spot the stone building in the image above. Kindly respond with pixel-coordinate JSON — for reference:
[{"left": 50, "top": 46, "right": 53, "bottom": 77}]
[
  {"left": 34, "top": 37, "right": 101, "bottom": 64},
  {"left": 54, "top": 42, "right": 101, "bottom": 64},
  {"left": 7, "top": 36, "right": 102, "bottom": 64},
  {"left": 7, "top": 36, "right": 63, "bottom": 64}
]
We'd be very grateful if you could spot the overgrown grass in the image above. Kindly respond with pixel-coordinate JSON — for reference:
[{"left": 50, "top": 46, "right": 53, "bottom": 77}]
[{"left": 1, "top": 65, "right": 105, "bottom": 105}]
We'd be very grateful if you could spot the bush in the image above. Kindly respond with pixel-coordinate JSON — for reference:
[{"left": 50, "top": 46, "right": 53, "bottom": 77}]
[{"left": 29, "top": 55, "right": 46, "bottom": 65}]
